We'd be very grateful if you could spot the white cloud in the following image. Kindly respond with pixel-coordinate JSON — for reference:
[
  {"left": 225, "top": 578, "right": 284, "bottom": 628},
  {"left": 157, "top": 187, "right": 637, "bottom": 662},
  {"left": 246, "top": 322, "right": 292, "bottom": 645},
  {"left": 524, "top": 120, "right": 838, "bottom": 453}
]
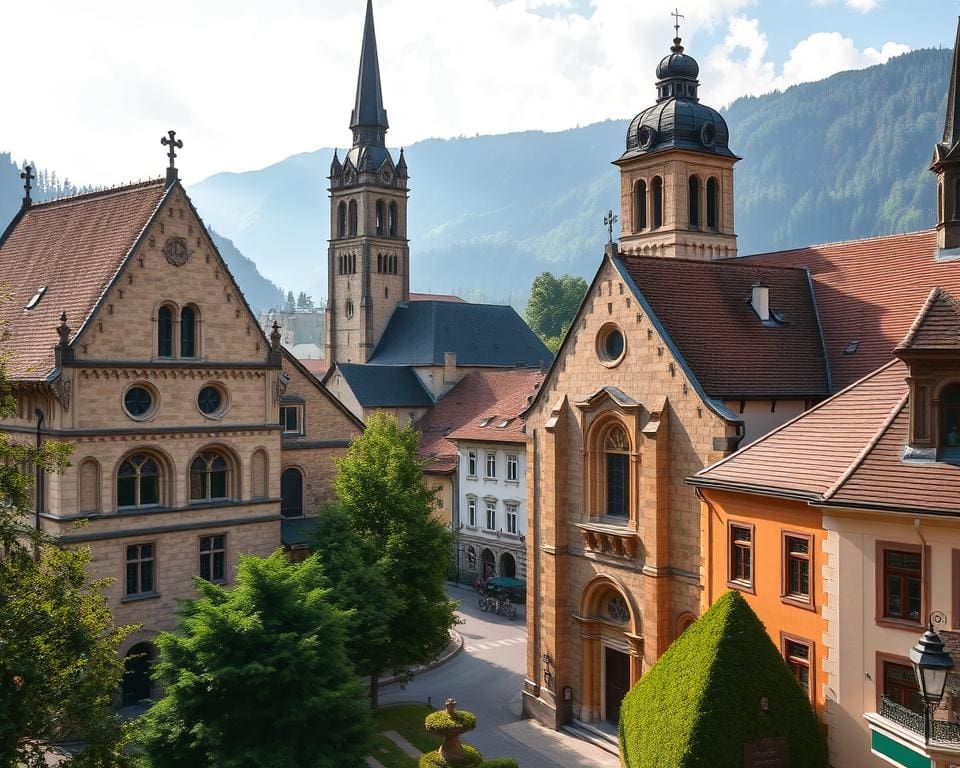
[
  {"left": 846, "top": 0, "right": 878, "bottom": 12},
  {"left": 706, "top": 16, "right": 909, "bottom": 104}
]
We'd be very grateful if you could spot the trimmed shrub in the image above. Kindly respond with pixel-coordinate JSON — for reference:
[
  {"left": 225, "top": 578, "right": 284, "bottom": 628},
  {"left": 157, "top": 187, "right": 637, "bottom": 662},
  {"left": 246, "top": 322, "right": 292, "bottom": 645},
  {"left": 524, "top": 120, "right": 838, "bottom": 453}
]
[
  {"left": 619, "top": 590, "right": 828, "bottom": 768},
  {"left": 481, "top": 759, "right": 519, "bottom": 768},
  {"left": 419, "top": 744, "right": 484, "bottom": 768},
  {"left": 425, "top": 709, "right": 478, "bottom": 734}
]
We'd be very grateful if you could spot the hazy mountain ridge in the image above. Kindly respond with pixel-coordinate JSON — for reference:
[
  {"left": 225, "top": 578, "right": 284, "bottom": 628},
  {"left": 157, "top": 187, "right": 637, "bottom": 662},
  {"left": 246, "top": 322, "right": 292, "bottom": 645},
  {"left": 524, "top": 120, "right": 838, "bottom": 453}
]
[
  {"left": 188, "top": 47, "right": 952, "bottom": 305},
  {"left": 0, "top": 154, "right": 285, "bottom": 312}
]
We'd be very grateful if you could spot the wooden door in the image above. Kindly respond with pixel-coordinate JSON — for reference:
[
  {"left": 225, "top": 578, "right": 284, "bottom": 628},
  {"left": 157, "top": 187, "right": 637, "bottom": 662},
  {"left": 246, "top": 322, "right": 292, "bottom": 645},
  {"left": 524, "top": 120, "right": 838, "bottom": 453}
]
[{"left": 604, "top": 647, "right": 630, "bottom": 724}]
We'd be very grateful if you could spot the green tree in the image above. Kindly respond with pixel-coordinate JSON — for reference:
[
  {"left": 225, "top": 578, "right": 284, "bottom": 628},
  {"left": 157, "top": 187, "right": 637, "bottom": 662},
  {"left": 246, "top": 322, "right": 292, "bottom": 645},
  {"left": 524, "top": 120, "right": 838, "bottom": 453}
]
[
  {"left": 140, "top": 552, "right": 371, "bottom": 768},
  {"left": 296, "top": 292, "right": 314, "bottom": 310},
  {"left": 285, "top": 290, "right": 296, "bottom": 312},
  {"left": 333, "top": 413, "right": 457, "bottom": 708},
  {"left": 525, "top": 272, "right": 588, "bottom": 345}
]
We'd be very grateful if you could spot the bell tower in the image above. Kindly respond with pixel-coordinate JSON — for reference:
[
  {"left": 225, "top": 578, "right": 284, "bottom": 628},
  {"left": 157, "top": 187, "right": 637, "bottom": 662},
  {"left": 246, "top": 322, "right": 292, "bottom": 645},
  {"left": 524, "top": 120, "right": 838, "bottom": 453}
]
[
  {"left": 326, "top": 0, "right": 410, "bottom": 365},
  {"left": 615, "top": 22, "right": 739, "bottom": 261},
  {"left": 932, "top": 18, "right": 960, "bottom": 253}
]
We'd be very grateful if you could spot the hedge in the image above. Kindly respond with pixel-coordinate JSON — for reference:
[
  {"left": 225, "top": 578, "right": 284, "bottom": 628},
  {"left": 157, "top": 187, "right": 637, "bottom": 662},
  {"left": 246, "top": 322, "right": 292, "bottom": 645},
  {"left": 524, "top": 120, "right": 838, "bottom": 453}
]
[{"left": 618, "top": 590, "right": 828, "bottom": 768}]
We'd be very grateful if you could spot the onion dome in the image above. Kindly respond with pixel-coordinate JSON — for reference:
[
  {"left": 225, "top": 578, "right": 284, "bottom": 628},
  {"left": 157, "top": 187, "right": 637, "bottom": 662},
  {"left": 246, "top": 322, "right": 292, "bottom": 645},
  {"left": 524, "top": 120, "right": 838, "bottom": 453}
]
[{"left": 620, "top": 35, "right": 737, "bottom": 161}]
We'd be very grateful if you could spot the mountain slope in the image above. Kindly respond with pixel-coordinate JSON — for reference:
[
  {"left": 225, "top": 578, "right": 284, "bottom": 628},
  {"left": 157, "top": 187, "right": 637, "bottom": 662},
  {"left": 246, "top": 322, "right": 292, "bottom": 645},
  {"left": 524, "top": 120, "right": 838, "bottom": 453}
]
[{"left": 188, "top": 47, "right": 952, "bottom": 304}]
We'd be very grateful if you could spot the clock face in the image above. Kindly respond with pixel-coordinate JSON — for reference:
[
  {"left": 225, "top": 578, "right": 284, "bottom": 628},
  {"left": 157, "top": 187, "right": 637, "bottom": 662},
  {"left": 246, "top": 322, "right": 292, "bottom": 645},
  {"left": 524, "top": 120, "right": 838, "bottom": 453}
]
[
  {"left": 700, "top": 121, "right": 717, "bottom": 148},
  {"left": 380, "top": 167, "right": 393, "bottom": 184},
  {"left": 163, "top": 237, "right": 189, "bottom": 267},
  {"left": 343, "top": 167, "right": 356, "bottom": 185}
]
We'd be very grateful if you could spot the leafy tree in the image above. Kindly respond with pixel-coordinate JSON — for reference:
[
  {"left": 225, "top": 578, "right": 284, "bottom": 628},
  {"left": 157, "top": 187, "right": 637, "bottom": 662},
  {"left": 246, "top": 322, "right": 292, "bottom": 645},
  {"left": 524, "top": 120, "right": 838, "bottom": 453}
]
[
  {"left": 285, "top": 290, "right": 296, "bottom": 312},
  {"left": 333, "top": 413, "right": 457, "bottom": 708},
  {"left": 525, "top": 272, "right": 588, "bottom": 346},
  {"left": 296, "top": 292, "right": 314, "bottom": 310},
  {"left": 140, "top": 552, "right": 371, "bottom": 768}
]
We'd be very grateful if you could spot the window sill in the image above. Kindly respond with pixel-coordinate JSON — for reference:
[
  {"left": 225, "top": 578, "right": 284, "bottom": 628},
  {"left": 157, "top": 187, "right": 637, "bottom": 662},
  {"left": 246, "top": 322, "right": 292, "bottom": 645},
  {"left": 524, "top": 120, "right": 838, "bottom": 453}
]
[
  {"left": 876, "top": 617, "right": 924, "bottom": 632},
  {"left": 482, "top": 477, "right": 498, "bottom": 483},
  {"left": 282, "top": 430, "right": 305, "bottom": 437},
  {"left": 726, "top": 579, "right": 756, "bottom": 596},
  {"left": 122, "top": 591, "right": 160, "bottom": 603},
  {"left": 781, "top": 595, "right": 816, "bottom": 612},
  {"left": 505, "top": 480, "right": 520, "bottom": 486},
  {"left": 465, "top": 474, "right": 478, "bottom": 481}
]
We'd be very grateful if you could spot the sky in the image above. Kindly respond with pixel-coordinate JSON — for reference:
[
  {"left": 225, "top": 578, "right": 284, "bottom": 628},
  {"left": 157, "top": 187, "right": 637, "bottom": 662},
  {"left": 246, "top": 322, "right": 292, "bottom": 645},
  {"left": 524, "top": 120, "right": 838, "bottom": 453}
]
[{"left": 0, "top": 0, "right": 954, "bottom": 186}]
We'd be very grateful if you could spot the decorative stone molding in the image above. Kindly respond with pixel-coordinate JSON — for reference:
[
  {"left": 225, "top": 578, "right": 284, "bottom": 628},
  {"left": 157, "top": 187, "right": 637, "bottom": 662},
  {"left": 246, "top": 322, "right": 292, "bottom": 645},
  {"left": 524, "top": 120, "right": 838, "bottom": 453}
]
[
  {"left": 575, "top": 521, "right": 641, "bottom": 559},
  {"left": 50, "top": 376, "right": 71, "bottom": 412}
]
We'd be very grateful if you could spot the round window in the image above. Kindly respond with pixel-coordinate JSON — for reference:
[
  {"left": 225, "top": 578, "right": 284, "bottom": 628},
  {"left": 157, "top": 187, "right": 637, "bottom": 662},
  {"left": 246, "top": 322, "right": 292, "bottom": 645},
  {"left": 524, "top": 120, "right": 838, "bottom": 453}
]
[
  {"left": 608, "top": 595, "right": 630, "bottom": 623},
  {"left": 197, "top": 385, "right": 225, "bottom": 416},
  {"left": 596, "top": 324, "right": 626, "bottom": 367},
  {"left": 124, "top": 385, "right": 155, "bottom": 419}
]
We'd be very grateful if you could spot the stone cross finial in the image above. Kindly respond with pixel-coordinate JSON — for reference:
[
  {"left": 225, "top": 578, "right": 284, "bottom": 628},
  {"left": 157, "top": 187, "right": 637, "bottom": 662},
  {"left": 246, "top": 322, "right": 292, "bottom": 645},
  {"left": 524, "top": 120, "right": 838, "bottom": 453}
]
[
  {"left": 161, "top": 130, "right": 184, "bottom": 185},
  {"left": 56, "top": 312, "right": 71, "bottom": 348},
  {"left": 604, "top": 210, "right": 618, "bottom": 244},
  {"left": 444, "top": 698, "right": 457, "bottom": 715},
  {"left": 20, "top": 165, "right": 34, "bottom": 209},
  {"left": 270, "top": 320, "right": 282, "bottom": 352},
  {"left": 672, "top": 8, "right": 684, "bottom": 38}
]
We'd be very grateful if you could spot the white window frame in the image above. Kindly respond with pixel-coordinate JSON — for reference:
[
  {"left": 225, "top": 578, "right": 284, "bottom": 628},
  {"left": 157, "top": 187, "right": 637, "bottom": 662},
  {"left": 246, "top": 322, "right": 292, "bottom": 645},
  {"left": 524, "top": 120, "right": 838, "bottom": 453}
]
[
  {"left": 485, "top": 451, "right": 497, "bottom": 479},
  {"left": 506, "top": 453, "right": 519, "bottom": 482},
  {"left": 485, "top": 500, "right": 497, "bottom": 531},
  {"left": 467, "top": 450, "right": 477, "bottom": 477},
  {"left": 467, "top": 497, "right": 477, "bottom": 527},
  {"left": 505, "top": 503, "right": 518, "bottom": 535},
  {"left": 280, "top": 404, "right": 304, "bottom": 436}
]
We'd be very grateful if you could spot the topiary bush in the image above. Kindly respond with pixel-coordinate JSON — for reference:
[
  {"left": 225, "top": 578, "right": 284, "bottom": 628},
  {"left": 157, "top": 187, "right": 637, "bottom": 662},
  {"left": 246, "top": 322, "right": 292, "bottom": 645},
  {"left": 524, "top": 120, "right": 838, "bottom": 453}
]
[
  {"left": 619, "top": 590, "right": 828, "bottom": 768},
  {"left": 419, "top": 744, "right": 483, "bottom": 768},
  {"left": 480, "top": 759, "right": 519, "bottom": 768},
  {"left": 419, "top": 698, "right": 518, "bottom": 767},
  {"left": 425, "top": 709, "right": 478, "bottom": 734}
]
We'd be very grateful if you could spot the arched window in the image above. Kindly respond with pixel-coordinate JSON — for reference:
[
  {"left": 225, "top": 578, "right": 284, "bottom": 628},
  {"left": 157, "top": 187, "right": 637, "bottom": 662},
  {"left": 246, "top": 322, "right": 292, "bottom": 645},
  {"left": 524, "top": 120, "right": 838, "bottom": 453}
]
[
  {"left": 251, "top": 449, "right": 268, "bottom": 499},
  {"left": 180, "top": 305, "right": 197, "bottom": 358},
  {"left": 651, "top": 176, "right": 663, "bottom": 229},
  {"left": 78, "top": 458, "right": 100, "bottom": 513},
  {"left": 348, "top": 200, "right": 358, "bottom": 237},
  {"left": 122, "top": 643, "right": 156, "bottom": 705},
  {"left": 280, "top": 467, "right": 304, "bottom": 518},
  {"left": 481, "top": 548, "right": 496, "bottom": 579},
  {"left": 939, "top": 183, "right": 944, "bottom": 225},
  {"left": 706, "top": 177, "right": 719, "bottom": 229},
  {"left": 940, "top": 383, "right": 960, "bottom": 460},
  {"left": 190, "top": 450, "right": 231, "bottom": 502},
  {"left": 388, "top": 201, "right": 398, "bottom": 236},
  {"left": 117, "top": 453, "right": 162, "bottom": 509},
  {"left": 635, "top": 180, "right": 647, "bottom": 231},
  {"left": 351, "top": 253, "right": 356, "bottom": 274},
  {"left": 605, "top": 425, "right": 629, "bottom": 518},
  {"left": 157, "top": 305, "right": 173, "bottom": 357},
  {"left": 376, "top": 200, "right": 385, "bottom": 235},
  {"left": 688, "top": 175, "right": 701, "bottom": 228},
  {"left": 500, "top": 552, "right": 516, "bottom": 578},
  {"left": 337, "top": 201, "right": 346, "bottom": 239}
]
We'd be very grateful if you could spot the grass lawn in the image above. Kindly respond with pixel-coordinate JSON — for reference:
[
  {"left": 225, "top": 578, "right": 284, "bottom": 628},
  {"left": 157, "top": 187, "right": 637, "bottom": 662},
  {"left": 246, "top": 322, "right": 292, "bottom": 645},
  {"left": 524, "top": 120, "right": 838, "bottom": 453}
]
[{"left": 371, "top": 703, "right": 444, "bottom": 767}]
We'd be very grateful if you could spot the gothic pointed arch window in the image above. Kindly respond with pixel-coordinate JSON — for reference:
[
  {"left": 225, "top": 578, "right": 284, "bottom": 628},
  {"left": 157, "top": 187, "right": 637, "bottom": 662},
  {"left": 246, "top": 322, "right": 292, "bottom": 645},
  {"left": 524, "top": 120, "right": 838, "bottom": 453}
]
[
  {"left": 377, "top": 253, "right": 383, "bottom": 273},
  {"left": 190, "top": 449, "right": 233, "bottom": 502},
  {"left": 376, "top": 200, "right": 385, "bottom": 235},
  {"left": 117, "top": 452, "right": 163, "bottom": 509},
  {"left": 348, "top": 200, "right": 358, "bottom": 237},
  {"left": 337, "top": 201, "right": 347, "bottom": 239},
  {"left": 651, "top": 176, "right": 663, "bottom": 229},
  {"left": 605, "top": 425, "right": 630, "bottom": 518},
  {"left": 180, "top": 305, "right": 198, "bottom": 358},
  {"left": 388, "top": 201, "right": 398, "bottom": 236},
  {"left": 688, "top": 175, "right": 701, "bottom": 228},
  {"left": 706, "top": 177, "right": 719, "bottom": 229},
  {"left": 157, "top": 305, "right": 174, "bottom": 357},
  {"left": 634, "top": 180, "right": 647, "bottom": 231}
]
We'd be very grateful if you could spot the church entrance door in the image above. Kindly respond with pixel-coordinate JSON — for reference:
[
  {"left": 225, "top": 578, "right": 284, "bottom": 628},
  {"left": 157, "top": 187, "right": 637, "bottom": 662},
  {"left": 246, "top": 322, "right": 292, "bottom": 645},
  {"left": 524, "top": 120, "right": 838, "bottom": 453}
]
[{"left": 604, "top": 647, "right": 630, "bottom": 725}]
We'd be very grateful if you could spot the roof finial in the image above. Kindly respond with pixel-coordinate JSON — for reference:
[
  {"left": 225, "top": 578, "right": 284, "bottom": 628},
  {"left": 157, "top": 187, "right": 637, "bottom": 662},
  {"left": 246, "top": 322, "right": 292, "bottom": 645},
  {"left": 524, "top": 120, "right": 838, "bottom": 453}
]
[
  {"left": 160, "top": 130, "right": 183, "bottom": 185},
  {"left": 20, "top": 165, "right": 34, "bottom": 209},
  {"left": 270, "top": 320, "right": 282, "bottom": 352},
  {"left": 56, "top": 312, "right": 71, "bottom": 348},
  {"left": 671, "top": 8, "right": 685, "bottom": 52}
]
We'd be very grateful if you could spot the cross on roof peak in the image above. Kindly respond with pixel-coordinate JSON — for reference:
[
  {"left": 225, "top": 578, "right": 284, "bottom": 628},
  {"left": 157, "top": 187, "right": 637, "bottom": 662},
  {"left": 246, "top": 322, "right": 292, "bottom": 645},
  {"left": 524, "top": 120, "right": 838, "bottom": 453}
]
[
  {"left": 20, "top": 165, "right": 34, "bottom": 210},
  {"left": 672, "top": 8, "right": 684, "bottom": 38},
  {"left": 604, "top": 209, "right": 618, "bottom": 244},
  {"left": 160, "top": 130, "right": 183, "bottom": 185}
]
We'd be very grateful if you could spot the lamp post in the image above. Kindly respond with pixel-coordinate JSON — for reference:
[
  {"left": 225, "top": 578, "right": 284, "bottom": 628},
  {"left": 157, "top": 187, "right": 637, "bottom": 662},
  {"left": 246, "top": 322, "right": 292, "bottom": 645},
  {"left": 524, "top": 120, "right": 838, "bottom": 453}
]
[
  {"left": 909, "top": 611, "right": 955, "bottom": 745},
  {"left": 33, "top": 408, "right": 44, "bottom": 562}
]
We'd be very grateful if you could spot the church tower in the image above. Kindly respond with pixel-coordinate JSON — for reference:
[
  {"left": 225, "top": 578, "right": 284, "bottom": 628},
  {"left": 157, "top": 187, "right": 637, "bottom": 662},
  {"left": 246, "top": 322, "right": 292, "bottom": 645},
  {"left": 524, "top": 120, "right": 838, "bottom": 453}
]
[
  {"left": 615, "top": 25, "right": 739, "bottom": 260},
  {"left": 932, "top": 18, "right": 960, "bottom": 253},
  {"left": 326, "top": 0, "right": 409, "bottom": 365}
]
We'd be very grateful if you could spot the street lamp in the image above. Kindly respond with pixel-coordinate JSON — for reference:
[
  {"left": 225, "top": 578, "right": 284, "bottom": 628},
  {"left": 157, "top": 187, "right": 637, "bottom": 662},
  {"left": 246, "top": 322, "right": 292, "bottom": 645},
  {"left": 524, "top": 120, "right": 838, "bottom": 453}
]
[{"left": 909, "top": 612, "right": 955, "bottom": 744}]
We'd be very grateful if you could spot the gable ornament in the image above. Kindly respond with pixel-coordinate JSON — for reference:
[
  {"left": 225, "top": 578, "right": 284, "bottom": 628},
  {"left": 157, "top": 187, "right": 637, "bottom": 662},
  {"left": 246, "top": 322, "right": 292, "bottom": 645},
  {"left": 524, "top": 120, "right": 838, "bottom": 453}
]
[{"left": 163, "top": 237, "right": 190, "bottom": 267}]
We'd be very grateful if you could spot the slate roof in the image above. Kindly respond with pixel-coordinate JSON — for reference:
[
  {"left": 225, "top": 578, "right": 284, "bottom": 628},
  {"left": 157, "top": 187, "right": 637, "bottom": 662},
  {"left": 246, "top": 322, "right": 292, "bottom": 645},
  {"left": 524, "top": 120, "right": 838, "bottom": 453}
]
[
  {"left": 0, "top": 180, "right": 168, "bottom": 380},
  {"left": 367, "top": 300, "right": 553, "bottom": 368},
  {"left": 337, "top": 362, "right": 434, "bottom": 407},
  {"left": 416, "top": 369, "right": 544, "bottom": 473},
  {"left": 691, "top": 358, "right": 960, "bottom": 515},
  {"left": 738, "top": 230, "right": 960, "bottom": 390},
  {"left": 615, "top": 254, "right": 829, "bottom": 398}
]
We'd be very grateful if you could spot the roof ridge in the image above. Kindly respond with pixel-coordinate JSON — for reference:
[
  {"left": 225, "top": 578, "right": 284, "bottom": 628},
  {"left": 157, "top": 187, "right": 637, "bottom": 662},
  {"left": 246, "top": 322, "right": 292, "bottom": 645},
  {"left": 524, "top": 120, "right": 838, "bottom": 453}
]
[
  {"left": 30, "top": 178, "right": 166, "bottom": 209},
  {"left": 620, "top": 252, "right": 809, "bottom": 273},
  {"left": 737, "top": 228, "right": 936, "bottom": 260},
  {"left": 897, "top": 287, "right": 942, "bottom": 349},
  {"left": 693, "top": 358, "right": 901, "bottom": 478},
  {"left": 822, "top": 393, "right": 909, "bottom": 500}
]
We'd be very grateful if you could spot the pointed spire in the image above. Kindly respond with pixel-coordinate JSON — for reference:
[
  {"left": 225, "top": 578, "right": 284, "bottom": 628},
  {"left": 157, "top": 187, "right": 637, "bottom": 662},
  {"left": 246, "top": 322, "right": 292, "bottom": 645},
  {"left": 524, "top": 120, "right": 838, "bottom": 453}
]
[
  {"left": 396, "top": 147, "right": 408, "bottom": 177},
  {"left": 350, "top": 0, "right": 389, "bottom": 144},
  {"left": 330, "top": 148, "right": 342, "bottom": 178},
  {"left": 942, "top": 18, "right": 960, "bottom": 153}
]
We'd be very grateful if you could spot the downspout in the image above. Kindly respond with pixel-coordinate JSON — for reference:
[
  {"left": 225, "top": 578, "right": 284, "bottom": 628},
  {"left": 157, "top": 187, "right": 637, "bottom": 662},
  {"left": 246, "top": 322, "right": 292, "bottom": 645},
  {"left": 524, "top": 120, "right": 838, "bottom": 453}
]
[
  {"left": 914, "top": 518, "right": 929, "bottom": 619},
  {"left": 696, "top": 487, "right": 716, "bottom": 608}
]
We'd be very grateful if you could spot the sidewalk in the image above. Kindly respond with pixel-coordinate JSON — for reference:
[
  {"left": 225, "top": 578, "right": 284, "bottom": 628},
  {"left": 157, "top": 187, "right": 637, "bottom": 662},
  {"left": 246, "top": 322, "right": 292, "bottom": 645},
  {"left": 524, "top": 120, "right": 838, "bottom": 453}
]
[{"left": 499, "top": 719, "right": 621, "bottom": 768}]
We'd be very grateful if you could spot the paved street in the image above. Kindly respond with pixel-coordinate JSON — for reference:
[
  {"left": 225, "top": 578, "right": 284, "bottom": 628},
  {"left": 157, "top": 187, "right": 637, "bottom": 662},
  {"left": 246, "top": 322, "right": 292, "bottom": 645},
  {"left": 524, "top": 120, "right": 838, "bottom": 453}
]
[{"left": 379, "top": 584, "right": 617, "bottom": 768}]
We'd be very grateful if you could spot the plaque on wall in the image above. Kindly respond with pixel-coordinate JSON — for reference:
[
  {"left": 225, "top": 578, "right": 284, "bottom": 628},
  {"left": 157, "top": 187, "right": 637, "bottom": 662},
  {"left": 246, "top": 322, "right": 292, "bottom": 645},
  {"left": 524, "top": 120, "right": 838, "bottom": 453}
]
[
  {"left": 163, "top": 237, "right": 190, "bottom": 266},
  {"left": 743, "top": 736, "right": 789, "bottom": 768}
]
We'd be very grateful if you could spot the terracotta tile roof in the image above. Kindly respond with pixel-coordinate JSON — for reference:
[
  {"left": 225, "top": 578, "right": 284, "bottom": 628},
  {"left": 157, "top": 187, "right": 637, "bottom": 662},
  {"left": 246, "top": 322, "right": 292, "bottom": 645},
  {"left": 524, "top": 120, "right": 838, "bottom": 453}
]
[
  {"left": 298, "top": 358, "right": 328, "bottom": 377},
  {"left": 0, "top": 180, "right": 168, "bottom": 380},
  {"left": 691, "top": 361, "right": 908, "bottom": 499},
  {"left": 416, "top": 369, "right": 544, "bottom": 472},
  {"left": 738, "top": 230, "right": 960, "bottom": 389},
  {"left": 616, "top": 255, "right": 829, "bottom": 398},
  {"left": 897, "top": 288, "right": 960, "bottom": 351}
]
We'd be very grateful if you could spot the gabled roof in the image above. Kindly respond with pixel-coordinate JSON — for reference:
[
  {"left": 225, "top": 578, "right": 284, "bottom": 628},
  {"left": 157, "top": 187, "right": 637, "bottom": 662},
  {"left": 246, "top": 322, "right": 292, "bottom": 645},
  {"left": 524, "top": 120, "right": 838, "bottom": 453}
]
[
  {"left": 337, "top": 363, "right": 434, "bottom": 408},
  {"left": 738, "top": 229, "right": 960, "bottom": 389},
  {"left": 367, "top": 300, "right": 552, "bottom": 368},
  {"left": 282, "top": 349, "right": 365, "bottom": 432},
  {"left": 416, "top": 369, "right": 544, "bottom": 472},
  {"left": 0, "top": 179, "right": 168, "bottom": 380},
  {"left": 897, "top": 287, "right": 960, "bottom": 351},
  {"left": 616, "top": 254, "right": 829, "bottom": 398}
]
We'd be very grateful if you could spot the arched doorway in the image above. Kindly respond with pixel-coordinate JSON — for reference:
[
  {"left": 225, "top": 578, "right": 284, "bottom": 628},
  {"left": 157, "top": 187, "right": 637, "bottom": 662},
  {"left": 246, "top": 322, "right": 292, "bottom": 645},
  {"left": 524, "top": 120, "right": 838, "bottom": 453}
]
[
  {"left": 575, "top": 576, "right": 642, "bottom": 725},
  {"left": 280, "top": 467, "right": 303, "bottom": 518},
  {"left": 122, "top": 642, "right": 155, "bottom": 706},
  {"left": 480, "top": 548, "right": 496, "bottom": 579},
  {"left": 500, "top": 552, "right": 516, "bottom": 578}
]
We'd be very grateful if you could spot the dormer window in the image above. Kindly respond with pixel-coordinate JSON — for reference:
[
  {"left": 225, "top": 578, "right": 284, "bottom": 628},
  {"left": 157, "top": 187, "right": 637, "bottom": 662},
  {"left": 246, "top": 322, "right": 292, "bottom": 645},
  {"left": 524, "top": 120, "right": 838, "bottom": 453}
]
[
  {"left": 940, "top": 383, "right": 960, "bottom": 461},
  {"left": 479, "top": 417, "right": 494, "bottom": 427}
]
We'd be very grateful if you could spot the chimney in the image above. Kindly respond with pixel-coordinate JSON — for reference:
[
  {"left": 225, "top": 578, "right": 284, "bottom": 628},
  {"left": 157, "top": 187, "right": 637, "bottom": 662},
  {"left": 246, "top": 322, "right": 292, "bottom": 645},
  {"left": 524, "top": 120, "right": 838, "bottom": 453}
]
[
  {"left": 751, "top": 284, "right": 770, "bottom": 322},
  {"left": 443, "top": 351, "right": 457, "bottom": 384}
]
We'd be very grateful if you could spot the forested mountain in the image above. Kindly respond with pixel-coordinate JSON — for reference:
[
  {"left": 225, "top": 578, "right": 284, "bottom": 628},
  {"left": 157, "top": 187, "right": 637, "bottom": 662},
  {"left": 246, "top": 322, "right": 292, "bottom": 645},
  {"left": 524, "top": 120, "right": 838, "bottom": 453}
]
[
  {"left": 189, "top": 47, "right": 952, "bottom": 305},
  {"left": 0, "top": 153, "right": 285, "bottom": 312}
]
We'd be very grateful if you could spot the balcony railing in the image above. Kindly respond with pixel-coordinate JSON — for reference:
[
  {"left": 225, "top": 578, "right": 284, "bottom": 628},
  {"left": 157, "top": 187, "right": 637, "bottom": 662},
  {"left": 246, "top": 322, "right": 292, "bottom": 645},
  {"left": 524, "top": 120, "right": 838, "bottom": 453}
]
[{"left": 879, "top": 696, "right": 960, "bottom": 744}]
